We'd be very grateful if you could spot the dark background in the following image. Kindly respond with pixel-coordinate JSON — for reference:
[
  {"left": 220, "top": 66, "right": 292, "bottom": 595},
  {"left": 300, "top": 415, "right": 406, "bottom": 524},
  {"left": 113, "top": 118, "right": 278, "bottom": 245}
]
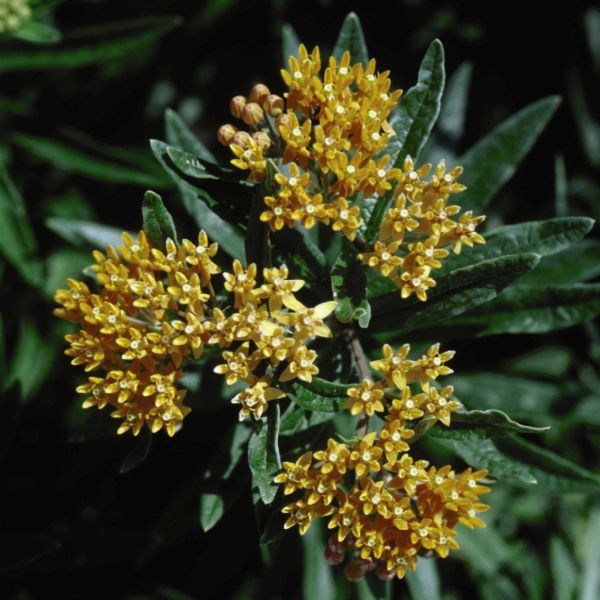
[{"left": 0, "top": 1, "right": 598, "bottom": 598}]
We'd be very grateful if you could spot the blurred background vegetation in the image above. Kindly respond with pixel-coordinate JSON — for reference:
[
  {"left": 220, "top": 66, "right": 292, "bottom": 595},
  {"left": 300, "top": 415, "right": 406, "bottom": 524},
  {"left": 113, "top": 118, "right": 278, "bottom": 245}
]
[{"left": 1, "top": 1, "right": 599, "bottom": 598}]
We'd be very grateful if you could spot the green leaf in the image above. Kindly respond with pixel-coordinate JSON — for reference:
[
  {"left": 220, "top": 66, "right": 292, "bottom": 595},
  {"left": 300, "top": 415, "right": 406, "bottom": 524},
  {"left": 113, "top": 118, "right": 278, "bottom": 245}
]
[
  {"left": 44, "top": 248, "right": 91, "bottom": 298},
  {"left": 119, "top": 428, "right": 152, "bottom": 474},
  {"left": 281, "top": 24, "right": 301, "bottom": 66},
  {"left": 46, "top": 217, "right": 126, "bottom": 249},
  {"left": 6, "top": 319, "right": 57, "bottom": 402},
  {"left": 429, "top": 408, "right": 549, "bottom": 441},
  {"left": 505, "top": 345, "right": 571, "bottom": 379},
  {"left": 332, "top": 12, "right": 368, "bottom": 66},
  {"left": 406, "top": 559, "right": 441, "bottom": 600},
  {"left": 300, "top": 377, "right": 355, "bottom": 397},
  {"left": 550, "top": 537, "right": 578, "bottom": 600},
  {"left": 12, "top": 132, "right": 168, "bottom": 187},
  {"left": 452, "top": 435, "right": 600, "bottom": 492},
  {"left": 458, "top": 96, "right": 561, "bottom": 212},
  {"left": 580, "top": 508, "right": 600, "bottom": 600},
  {"left": 388, "top": 39, "right": 445, "bottom": 167},
  {"left": 554, "top": 154, "right": 568, "bottom": 217},
  {"left": 199, "top": 422, "right": 252, "bottom": 532},
  {"left": 518, "top": 240, "right": 600, "bottom": 286},
  {"left": 439, "top": 217, "right": 594, "bottom": 274},
  {"left": 331, "top": 240, "right": 371, "bottom": 327},
  {"left": 370, "top": 253, "right": 540, "bottom": 334},
  {"left": 12, "top": 20, "right": 62, "bottom": 44},
  {"left": 149, "top": 139, "right": 245, "bottom": 259},
  {"left": 165, "top": 108, "right": 215, "bottom": 163},
  {"left": 303, "top": 522, "right": 335, "bottom": 600},
  {"left": 437, "top": 62, "right": 472, "bottom": 146},
  {"left": 289, "top": 382, "right": 347, "bottom": 413},
  {"left": 447, "top": 284, "right": 600, "bottom": 336},
  {"left": 447, "top": 372, "right": 559, "bottom": 420},
  {"left": 248, "top": 406, "right": 282, "bottom": 504},
  {"left": 0, "top": 161, "right": 43, "bottom": 287},
  {"left": 142, "top": 190, "right": 177, "bottom": 250},
  {"left": 0, "top": 16, "right": 181, "bottom": 72}
]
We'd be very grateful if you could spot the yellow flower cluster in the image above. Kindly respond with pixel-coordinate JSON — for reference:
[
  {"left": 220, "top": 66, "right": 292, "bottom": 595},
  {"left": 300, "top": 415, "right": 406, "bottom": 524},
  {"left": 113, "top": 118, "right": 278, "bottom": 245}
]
[
  {"left": 275, "top": 342, "right": 489, "bottom": 581},
  {"left": 218, "top": 44, "right": 486, "bottom": 302},
  {"left": 0, "top": 0, "right": 31, "bottom": 33},
  {"left": 55, "top": 231, "right": 335, "bottom": 435}
]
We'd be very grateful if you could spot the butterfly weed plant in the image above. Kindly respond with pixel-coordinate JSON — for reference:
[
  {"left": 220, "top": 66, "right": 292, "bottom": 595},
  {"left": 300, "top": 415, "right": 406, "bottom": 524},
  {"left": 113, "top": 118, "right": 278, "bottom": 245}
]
[{"left": 51, "top": 11, "right": 600, "bottom": 589}]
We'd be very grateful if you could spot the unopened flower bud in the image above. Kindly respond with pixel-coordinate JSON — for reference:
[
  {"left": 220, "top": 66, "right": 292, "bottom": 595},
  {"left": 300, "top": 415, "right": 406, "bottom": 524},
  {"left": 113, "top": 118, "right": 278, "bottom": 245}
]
[
  {"left": 230, "top": 95, "right": 247, "bottom": 119},
  {"left": 263, "top": 94, "right": 285, "bottom": 116},
  {"left": 344, "top": 561, "right": 364, "bottom": 582},
  {"left": 323, "top": 547, "right": 345, "bottom": 566},
  {"left": 375, "top": 564, "right": 396, "bottom": 581},
  {"left": 217, "top": 124, "right": 238, "bottom": 146},
  {"left": 275, "top": 113, "right": 291, "bottom": 129},
  {"left": 252, "top": 132, "right": 271, "bottom": 151},
  {"left": 249, "top": 83, "right": 270, "bottom": 105},
  {"left": 241, "top": 102, "right": 264, "bottom": 126},
  {"left": 233, "top": 131, "right": 252, "bottom": 147}
]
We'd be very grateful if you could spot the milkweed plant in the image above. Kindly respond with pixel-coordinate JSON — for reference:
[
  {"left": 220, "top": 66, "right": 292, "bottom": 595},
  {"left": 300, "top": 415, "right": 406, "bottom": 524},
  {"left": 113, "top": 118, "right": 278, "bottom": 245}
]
[{"left": 52, "top": 12, "right": 598, "bottom": 588}]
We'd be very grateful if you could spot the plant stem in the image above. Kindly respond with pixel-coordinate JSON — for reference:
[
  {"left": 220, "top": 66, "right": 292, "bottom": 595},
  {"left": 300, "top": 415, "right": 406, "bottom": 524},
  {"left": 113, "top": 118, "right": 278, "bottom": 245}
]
[{"left": 343, "top": 328, "right": 371, "bottom": 436}]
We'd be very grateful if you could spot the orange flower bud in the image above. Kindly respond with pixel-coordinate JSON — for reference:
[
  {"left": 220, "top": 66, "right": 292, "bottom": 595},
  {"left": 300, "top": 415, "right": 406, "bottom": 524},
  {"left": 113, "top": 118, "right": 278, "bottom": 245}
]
[
  {"left": 344, "top": 561, "right": 364, "bottom": 582},
  {"left": 241, "top": 102, "right": 264, "bottom": 126},
  {"left": 252, "top": 131, "right": 271, "bottom": 151},
  {"left": 275, "top": 113, "right": 291, "bottom": 129},
  {"left": 263, "top": 94, "right": 285, "bottom": 116},
  {"left": 249, "top": 83, "right": 270, "bottom": 105},
  {"left": 233, "top": 131, "right": 252, "bottom": 147},
  {"left": 230, "top": 95, "right": 247, "bottom": 119},
  {"left": 217, "top": 124, "right": 238, "bottom": 146},
  {"left": 324, "top": 547, "right": 345, "bottom": 566}
]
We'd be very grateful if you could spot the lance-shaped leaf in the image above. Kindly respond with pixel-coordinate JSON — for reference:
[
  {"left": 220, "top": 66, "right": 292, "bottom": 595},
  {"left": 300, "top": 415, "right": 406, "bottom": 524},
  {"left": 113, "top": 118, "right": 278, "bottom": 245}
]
[
  {"left": 331, "top": 240, "right": 371, "bottom": 327},
  {"left": 46, "top": 217, "right": 127, "bottom": 250},
  {"left": 458, "top": 96, "right": 561, "bottom": 213},
  {"left": 333, "top": 12, "right": 368, "bottom": 66},
  {"left": 369, "top": 253, "right": 540, "bottom": 334},
  {"left": 0, "top": 16, "right": 181, "bottom": 72},
  {"left": 281, "top": 24, "right": 301, "bottom": 66},
  {"left": 12, "top": 131, "right": 169, "bottom": 187},
  {"left": 451, "top": 435, "right": 600, "bottom": 492},
  {"left": 0, "top": 161, "right": 42, "bottom": 287},
  {"left": 303, "top": 522, "right": 336, "bottom": 600},
  {"left": 388, "top": 39, "right": 445, "bottom": 167},
  {"left": 12, "top": 20, "right": 62, "bottom": 44},
  {"left": 150, "top": 139, "right": 245, "bottom": 259},
  {"left": 439, "top": 217, "right": 594, "bottom": 274},
  {"left": 446, "top": 283, "right": 600, "bottom": 335},
  {"left": 165, "top": 108, "right": 215, "bottom": 164},
  {"left": 429, "top": 408, "right": 549, "bottom": 441},
  {"left": 289, "top": 382, "right": 347, "bottom": 413},
  {"left": 248, "top": 406, "right": 282, "bottom": 504},
  {"left": 199, "top": 421, "right": 252, "bottom": 532},
  {"left": 437, "top": 62, "right": 472, "bottom": 146},
  {"left": 142, "top": 190, "right": 177, "bottom": 250}
]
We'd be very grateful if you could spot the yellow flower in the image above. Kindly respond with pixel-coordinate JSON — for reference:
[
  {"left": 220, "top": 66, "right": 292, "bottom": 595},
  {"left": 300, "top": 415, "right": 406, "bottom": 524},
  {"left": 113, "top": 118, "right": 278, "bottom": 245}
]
[
  {"left": 231, "top": 377, "right": 285, "bottom": 421},
  {"left": 345, "top": 379, "right": 385, "bottom": 416}
]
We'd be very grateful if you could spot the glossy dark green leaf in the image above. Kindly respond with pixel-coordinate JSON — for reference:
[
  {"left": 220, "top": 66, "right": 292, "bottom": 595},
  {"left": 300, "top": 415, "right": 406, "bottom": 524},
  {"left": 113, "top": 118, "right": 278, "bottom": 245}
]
[
  {"left": 452, "top": 435, "right": 600, "bottom": 492},
  {"left": 46, "top": 217, "right": 126, "bottom": 249},
  {"left": 300, "top": 377, "right": 355, "bottom": 397},
  {"left": 518, "top": 240, "right": 600, "bottom": 286},
  {"left": 370, "top": 253, "right": 540, "bottom": 334},
  {"left": 458, "top": 96, "right": 561, "bottom": 212},
  {"left": 289, "top": 382, "right": 347, "bottom": 413},
  {"left": 281, "top": 24, "right": 301, "bottom": 66},
  {"left": 12, "top": 132, "right": 168, "bottom": 187},
  {"left": 165, "top": 108, "right": 215, "bottom": 163},
  {"left": 0, "top": 16, "right": 181, "bottom": 72},
  {"left": 0, "top": 161, "right": 42, "bottom": 287},
  {"left": 331, "top": 240, "right": 371, "bottom": 327},
  {"left": 119, "top": 427, "right": 152, "bottom": 474},
  {"left": 447, "top": 283, "right": 600, "bottom": 335},
  {"left": 439, "top": 217, "right": 594, "bottom": 274},
  {"left": 12, "top": 20, "right": 62, "bottom": 44},
  {"left": 388, "top": 39, "right": 445, "bottom": 167},
  {"left": 199, "top": 422, "right": 251, "bottom": 532},
  {"left": 142, "top": 190, "right": 178, "bottom": 250},
  {"left": 150, "top": 139, "right": 245, "bottom": 259},
  {"left": 332, "top": 12, "right": 368, "bottom": 66},
  {"left": 429, "top": 408, "right": 549, "bottom": 441},
  {"left": 248, "top": 406, "right": 281, "bottom": 504}
]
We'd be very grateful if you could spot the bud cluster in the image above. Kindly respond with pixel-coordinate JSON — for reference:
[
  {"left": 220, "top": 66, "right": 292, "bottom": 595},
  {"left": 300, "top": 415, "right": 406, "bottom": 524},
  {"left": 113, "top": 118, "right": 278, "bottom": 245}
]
[{"left": 0, "top": 0, "right": 31, "bottom": 32}]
